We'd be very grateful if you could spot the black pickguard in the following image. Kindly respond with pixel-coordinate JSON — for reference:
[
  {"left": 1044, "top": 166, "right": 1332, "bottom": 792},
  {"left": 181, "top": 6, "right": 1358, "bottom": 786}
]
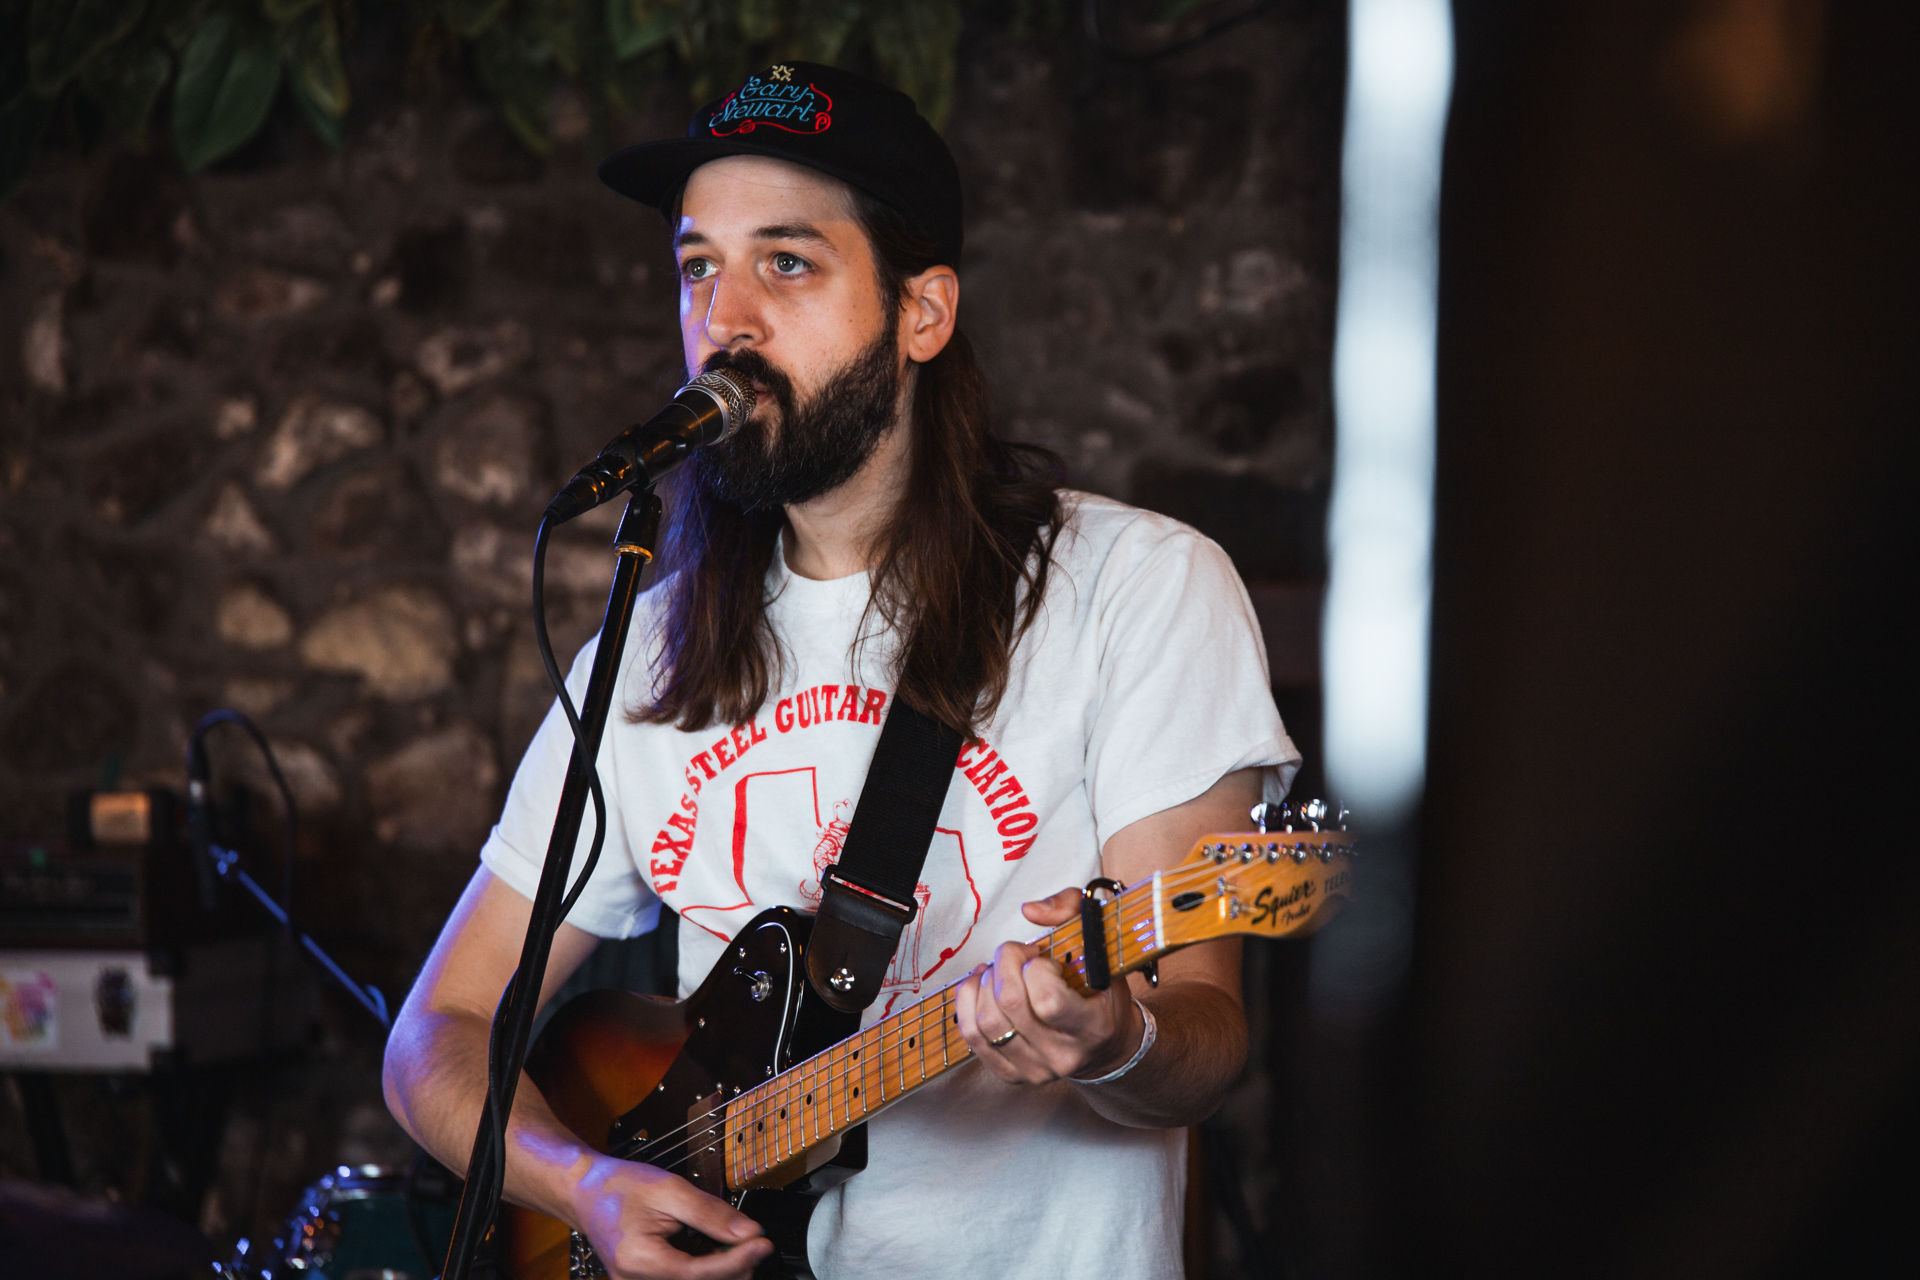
[{"left": 602, "top": 908, "right": 864, "bottom": 1280}]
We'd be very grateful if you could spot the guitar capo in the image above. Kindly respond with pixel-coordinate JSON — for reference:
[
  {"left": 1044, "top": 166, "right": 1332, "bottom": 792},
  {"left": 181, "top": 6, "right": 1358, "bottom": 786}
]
[{"left": 1078, "top": 878, "right": 1126, "bottom": 991}]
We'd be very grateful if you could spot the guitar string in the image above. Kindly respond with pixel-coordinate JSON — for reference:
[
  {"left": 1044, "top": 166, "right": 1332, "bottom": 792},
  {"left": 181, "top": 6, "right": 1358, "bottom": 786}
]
[
  {"left": 624, "top": 845, "right": 1341, "bottom": 1179},
  {"left": 626, "top": 847, "right": 1315, "bottom": 1179},
  {"left": 694, "top": 879, "right": 1139, "bottom": 1183},
  {"left": 620, "top": 858, "right": 1177, "bottom": 1174},
  {"left": 720, "top": 844, "right": 1340, "bottom": 1176},
  {"left": 622, "top": 888, "right": 1125, "bottom": 1178},
  {"left": 626, "top": 847, "right": 1337, "bottom": 1179}
]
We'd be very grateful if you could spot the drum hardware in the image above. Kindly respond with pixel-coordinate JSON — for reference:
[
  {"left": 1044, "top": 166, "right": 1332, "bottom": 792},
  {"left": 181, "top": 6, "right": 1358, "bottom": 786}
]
[{"left": 218, "top": 1158, "right": 461, "bottom": 1280}]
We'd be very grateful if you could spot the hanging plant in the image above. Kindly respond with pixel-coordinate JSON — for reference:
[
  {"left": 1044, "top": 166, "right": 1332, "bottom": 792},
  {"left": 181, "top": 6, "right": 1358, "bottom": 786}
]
[{"left": 0, "top": 0, "right": 998, "bottom": 200}]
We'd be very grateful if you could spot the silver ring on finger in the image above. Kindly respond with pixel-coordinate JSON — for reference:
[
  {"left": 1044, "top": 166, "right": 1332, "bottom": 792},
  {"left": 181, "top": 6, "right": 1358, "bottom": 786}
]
[{"left": 988, "top": 1027, "right": 1019, "bottom": 1048}]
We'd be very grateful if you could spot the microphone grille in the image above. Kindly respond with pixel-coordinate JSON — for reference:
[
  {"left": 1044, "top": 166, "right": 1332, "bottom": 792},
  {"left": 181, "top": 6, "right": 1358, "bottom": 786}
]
[{"left": 685, "top": 368, "right": 756, "bottom": 440}]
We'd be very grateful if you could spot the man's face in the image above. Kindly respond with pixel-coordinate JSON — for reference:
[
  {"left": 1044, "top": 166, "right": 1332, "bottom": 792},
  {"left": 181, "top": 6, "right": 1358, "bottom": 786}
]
[{"left": 673, "top": 156, "right": 906, "bottom": 508}]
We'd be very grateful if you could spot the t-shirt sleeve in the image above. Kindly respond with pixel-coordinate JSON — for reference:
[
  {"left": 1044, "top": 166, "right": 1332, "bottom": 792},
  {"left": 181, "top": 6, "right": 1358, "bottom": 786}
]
[
  {"left": 1083, "top": 516, "right": 1301, "bottom": 849},
  {"left": 479, "top": 635, "right": 661, "bottom": 940}
]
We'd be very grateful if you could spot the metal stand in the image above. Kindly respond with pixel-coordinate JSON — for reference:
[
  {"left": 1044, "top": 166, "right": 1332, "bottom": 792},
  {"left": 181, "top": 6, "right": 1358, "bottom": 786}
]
[
  {"left": 441, "top": 492, "right": 663, "bottom": 1280},
  {"left": 203, "top": 840, "right": 390, "bottom": 1029}
]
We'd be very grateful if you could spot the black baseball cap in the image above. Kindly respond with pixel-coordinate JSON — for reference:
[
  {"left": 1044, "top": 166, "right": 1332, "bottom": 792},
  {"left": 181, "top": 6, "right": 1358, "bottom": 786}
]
[{"left": 598, "top": 62, "right": 963, "bottom": 266}]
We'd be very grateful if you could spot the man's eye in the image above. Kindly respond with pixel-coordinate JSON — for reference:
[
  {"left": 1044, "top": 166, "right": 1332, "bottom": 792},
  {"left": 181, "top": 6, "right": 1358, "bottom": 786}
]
[
  {"left": 772, "top": 252, "right": 807, "bottom": 274},
  {"left": 682, "top": 258, "right": 713, "bottom": 280}
]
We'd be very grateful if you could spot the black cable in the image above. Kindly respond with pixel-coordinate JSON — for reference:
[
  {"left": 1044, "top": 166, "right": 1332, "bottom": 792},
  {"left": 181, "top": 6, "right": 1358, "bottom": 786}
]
[
  {"left": 1083, "top": 0, "right": 1284, "bottom": 63},
  {"left": 475, "top": 510, "right": 615, "bottom": 1227},
  {"left": 402, "top": 1144, "right": 444, "bottom": 1269},
  {"left": 531, "top": 512, "right": 612, "bottom": 930},
  {"left": 190, "top": 708, "right": 298, "bottom": 917}
]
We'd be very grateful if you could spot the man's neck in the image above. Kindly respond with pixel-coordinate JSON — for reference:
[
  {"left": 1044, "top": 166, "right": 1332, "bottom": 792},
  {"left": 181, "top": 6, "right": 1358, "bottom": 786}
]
[{"left": 780, "top": 403, "right": 913, "bottom": 581}]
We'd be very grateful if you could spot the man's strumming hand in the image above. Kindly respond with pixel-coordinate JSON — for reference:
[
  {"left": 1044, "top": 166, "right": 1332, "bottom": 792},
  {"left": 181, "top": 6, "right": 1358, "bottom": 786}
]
[{"left": 566, "top": 1152, "right": 771, "bottom": 1280}]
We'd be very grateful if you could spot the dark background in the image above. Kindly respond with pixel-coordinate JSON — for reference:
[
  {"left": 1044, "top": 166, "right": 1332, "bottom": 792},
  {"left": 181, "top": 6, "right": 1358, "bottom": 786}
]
[
  {"left": 5, "top": 1, "right": 1918, "bottom": 1277},
  {"left": 1384, "top": 1, "right": 1917, "bottom": 1276}
]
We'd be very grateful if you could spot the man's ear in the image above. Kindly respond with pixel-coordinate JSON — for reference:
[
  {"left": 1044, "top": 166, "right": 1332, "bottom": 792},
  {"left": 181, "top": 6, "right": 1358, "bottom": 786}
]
[{"left": 900, "top": 266, "right": 959, "bottom": 364}]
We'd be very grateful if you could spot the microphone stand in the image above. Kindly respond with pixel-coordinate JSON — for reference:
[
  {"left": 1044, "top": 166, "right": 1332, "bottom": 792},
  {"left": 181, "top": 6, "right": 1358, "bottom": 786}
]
[
  {"left": 203, "top": 839, "right": 391, "bottom": 1028},
  {"left": 440, "top": 491, "right": 663, "bottom": 1280}
]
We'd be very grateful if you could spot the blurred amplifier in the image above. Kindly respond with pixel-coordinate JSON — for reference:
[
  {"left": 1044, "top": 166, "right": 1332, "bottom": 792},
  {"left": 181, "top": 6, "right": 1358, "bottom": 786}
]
[
  {"left": 0, "top": 789, "right": 251, "bottom": 948},
  {"left": 0, "top": 936, "right": 314, "bottom": 1072}
]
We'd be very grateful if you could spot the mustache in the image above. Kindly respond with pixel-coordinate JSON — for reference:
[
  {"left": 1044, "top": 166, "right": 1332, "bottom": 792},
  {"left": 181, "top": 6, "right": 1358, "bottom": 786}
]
[{"left": 698, "top": 348, "right": 795, "bottom": 419}]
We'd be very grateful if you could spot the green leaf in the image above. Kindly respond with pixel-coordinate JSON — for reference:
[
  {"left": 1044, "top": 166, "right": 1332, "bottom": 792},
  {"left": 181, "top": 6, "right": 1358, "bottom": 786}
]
[
  {"left": 780, "top": 0, "right": 862, "bottom": 69},
  {"left": 528, "top": 0, "right": 581, "bottom": 77},
  {"left": 78, "top": 39, "right": 171, "bottom": 143},
  {"left": 0, "top": 91, "right": 55, "bottom": 200},
  {"left": 672, "top": 0, "right": 748, "bottom": 104},
  {"left": 171, "top": 7, "right": 283, "bottom": 171},
  {"left": 154, "top": 0, "right": 217, "bottom": 54},
  {"left": 473, "top": 22, "right": 552, "bottom": 154},
  {"left": 275, "top": 0, "right": 348, "bottom": 119},
  {"left": 736, "top": 0, "right": 780, "bottom": 44},
  {"left": 288, "top": 69, "right": 342, "bottom": 147},
  {"left": 868, "top": 0, "right": 959, "bottom": 129},
  {"left": 443, "top": 0, "right": 509, "bottom": 39},
  {"left": 28, "top": 0, "right": 148, "bottom": 96},
  {"left": 607, "top": 0, "right": 676, "bottom": 61},
  {"left": 603, "top": 43, "right": 663, "bottom": 117}
]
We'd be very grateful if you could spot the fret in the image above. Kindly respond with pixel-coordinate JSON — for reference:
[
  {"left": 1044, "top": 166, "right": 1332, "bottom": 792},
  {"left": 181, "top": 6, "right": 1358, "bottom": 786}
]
[
  {"left": 916, "top": 1003, "right": 928, "bottom": 1084},
  {"left": 867, "top": 1022, "right": 881, "bottom": 1106}
]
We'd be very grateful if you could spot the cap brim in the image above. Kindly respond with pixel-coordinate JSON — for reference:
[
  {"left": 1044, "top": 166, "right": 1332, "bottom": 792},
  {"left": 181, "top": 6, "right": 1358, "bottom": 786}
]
[{"left": 599, "top": 135, "right": 887, "bottom": 212}]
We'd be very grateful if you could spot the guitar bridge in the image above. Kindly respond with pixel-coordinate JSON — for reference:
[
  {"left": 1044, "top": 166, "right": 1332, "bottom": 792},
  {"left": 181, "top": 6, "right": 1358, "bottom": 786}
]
[{"left": 569, "top": 1229, "right": 607, "bottom": 1278}]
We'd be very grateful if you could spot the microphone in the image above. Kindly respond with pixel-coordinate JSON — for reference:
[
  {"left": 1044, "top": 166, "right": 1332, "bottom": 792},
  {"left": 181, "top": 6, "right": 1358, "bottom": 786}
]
[{"left": 545, "top": 368, "right": 756, "bottom": 523}]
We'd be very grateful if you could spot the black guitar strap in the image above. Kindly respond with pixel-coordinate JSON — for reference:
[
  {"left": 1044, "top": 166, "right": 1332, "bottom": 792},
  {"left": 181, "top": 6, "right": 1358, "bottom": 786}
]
[{"left": 804, "top": 697, "right": 965, "bottom": 1013}]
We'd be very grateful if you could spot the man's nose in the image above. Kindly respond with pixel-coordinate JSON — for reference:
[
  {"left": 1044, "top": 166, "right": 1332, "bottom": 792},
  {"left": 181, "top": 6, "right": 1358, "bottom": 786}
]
[{"left": 702, "top": 276, "right": 764, "bottom": 351}]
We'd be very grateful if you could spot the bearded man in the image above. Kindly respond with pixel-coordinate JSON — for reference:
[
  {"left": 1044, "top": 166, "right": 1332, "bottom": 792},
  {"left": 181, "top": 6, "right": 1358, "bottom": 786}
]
[{"left": 384, "top": 63, "right": 1299, "bottom": 1280}]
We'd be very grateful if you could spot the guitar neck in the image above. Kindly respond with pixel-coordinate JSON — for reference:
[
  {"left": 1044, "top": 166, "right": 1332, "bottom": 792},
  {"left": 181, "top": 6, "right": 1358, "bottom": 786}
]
[
  {"left": 719, "top": 878, "right": 1147, "bottom": 1191},
  {"left": 719, "top": 827, "right": 1352, "bottom": 1191}
]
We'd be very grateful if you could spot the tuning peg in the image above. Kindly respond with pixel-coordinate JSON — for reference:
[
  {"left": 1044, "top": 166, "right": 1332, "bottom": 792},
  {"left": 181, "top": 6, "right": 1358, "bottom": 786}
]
[
  {"left": 1249, "top": 801, "right": 1276, "bottom": 833},
  {"left": 1335, "top": 804, "right": 1350, "bottom": 831},
  {"left": 1298, "top": 798, "right": 1330, "bottom": 831}
]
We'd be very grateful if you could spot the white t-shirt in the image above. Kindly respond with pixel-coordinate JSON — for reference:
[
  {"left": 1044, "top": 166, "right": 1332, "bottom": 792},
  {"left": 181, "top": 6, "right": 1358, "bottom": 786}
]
[{"left": 482, "top": 491, "right": 1299, "bottom": 1279}]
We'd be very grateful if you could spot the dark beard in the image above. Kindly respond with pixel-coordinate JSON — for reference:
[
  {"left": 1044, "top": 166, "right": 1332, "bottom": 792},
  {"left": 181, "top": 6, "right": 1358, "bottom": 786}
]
[{"left": 691, "top": 325, "right": 903, "bottom": 511}]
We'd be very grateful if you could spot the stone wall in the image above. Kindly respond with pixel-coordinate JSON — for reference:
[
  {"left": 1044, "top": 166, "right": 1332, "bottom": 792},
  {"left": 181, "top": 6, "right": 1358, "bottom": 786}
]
[{"left": 0, "top": 6, "right": 1342, "bottom": 1269}]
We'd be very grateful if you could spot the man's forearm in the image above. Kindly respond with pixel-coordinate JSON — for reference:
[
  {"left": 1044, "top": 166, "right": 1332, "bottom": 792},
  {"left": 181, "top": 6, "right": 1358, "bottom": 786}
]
[
  {"left": 1071, "top": 978, "right": 1248, "bottom": 1128},
  {"left": 382, "top": 1006, "right": 594, "bottom": 1223}
]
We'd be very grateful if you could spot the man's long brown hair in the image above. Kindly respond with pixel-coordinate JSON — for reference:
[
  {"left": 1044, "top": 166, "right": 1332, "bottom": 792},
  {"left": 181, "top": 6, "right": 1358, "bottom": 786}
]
[{"left": 634, "top": 188, "right": 1065, "bottom": 739}]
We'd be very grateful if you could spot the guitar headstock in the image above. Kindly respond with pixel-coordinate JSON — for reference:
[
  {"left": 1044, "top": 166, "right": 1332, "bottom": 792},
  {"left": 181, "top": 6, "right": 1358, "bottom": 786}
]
[{"left": 1151, "top": 800, "right": 1355, "bottom": 950}]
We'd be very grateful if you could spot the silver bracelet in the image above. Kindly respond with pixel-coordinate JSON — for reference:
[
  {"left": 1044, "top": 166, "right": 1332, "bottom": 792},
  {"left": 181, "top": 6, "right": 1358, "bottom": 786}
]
[{"left": 1074, "top": 999, "right": 1157, "bottom": 1085}]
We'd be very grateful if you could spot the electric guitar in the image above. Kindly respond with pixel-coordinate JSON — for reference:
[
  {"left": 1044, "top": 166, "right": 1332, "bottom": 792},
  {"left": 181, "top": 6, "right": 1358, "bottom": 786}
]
[{"left": 499, "top": 816, "right": 1356, "bottom": 1278}]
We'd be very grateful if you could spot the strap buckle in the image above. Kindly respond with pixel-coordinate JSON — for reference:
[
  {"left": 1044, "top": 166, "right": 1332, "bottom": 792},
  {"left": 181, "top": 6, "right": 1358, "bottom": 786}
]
[{"left": 822, "top": 868, "right": 919, "bottom": 923}]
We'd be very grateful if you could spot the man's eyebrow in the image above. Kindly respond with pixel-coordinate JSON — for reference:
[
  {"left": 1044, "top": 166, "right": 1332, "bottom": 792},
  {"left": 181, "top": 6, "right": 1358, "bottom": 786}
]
[
  {"left": 672, "top": 224, "right": 834, "bottom": 252},
  {"left": 753, "top": 222, "right": 834, "bottom": 247}
]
